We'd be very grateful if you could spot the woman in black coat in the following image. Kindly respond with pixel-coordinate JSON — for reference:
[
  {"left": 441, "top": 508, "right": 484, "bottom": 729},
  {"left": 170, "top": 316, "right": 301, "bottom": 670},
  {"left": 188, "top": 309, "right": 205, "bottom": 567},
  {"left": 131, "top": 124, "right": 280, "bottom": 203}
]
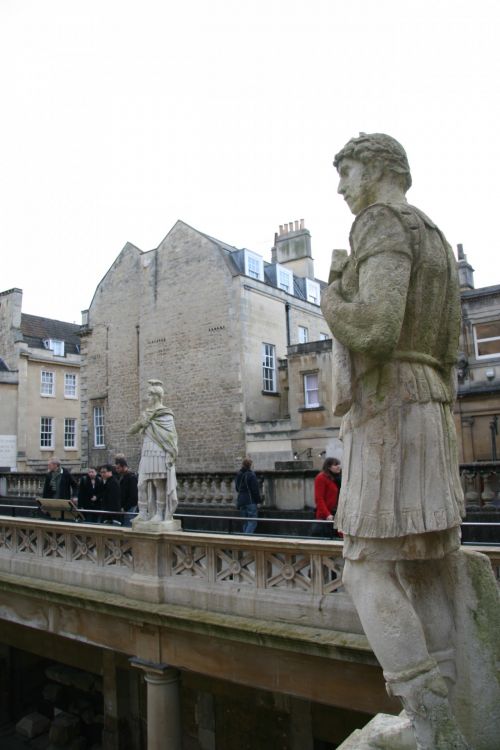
[
  {"left": 77, "top": 467, "right": 102, "bottom": 522},
  {"left": 235, "top": 457, "right": 261, "bottom": 534}
]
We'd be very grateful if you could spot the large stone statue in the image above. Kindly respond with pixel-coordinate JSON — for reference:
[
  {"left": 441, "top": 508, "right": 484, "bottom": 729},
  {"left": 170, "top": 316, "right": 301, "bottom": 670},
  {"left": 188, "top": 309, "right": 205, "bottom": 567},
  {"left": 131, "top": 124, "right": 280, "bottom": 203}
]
[
  {"left": 129, "top": 379, "right": 179, "bottom": 528},
  {"left": 321, "top": 133, "right": 470, "bottom": 749}
]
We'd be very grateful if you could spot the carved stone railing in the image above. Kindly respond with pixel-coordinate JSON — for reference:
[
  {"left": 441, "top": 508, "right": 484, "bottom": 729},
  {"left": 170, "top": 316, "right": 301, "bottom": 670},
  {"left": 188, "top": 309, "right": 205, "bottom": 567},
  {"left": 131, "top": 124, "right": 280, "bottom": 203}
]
[
  {"left": 0, "top": 515, "right": 497, "bottom": 635},
  {"left": 0, "top": 471, "right": 254, "bottom": 506},
  {"left": 0, "top": 516, "right": 349, "bottom": 634}
]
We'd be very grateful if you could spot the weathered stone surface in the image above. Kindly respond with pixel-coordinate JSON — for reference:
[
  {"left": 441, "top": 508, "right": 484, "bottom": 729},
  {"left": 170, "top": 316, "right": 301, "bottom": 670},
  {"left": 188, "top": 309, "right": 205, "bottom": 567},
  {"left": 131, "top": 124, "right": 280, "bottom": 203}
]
[
  {"left": 16, "top": 711, "right": 50, "bottom": 738},
  {"left": 336, "top": 713, "right": 415, "bottom": 749},
  {"left": 322, "top": 133, "right": 480, "bottom": 750},
  {"left": 129, "top": 379, "right": 178, "bottom": 523}
]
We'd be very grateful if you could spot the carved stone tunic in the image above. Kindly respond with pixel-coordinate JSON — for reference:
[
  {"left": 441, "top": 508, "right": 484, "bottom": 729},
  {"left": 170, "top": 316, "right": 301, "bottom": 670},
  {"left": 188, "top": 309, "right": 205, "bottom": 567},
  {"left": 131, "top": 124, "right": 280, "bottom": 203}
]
[{"left": 323, "top": 202, "right": 465, "bottom": 554}]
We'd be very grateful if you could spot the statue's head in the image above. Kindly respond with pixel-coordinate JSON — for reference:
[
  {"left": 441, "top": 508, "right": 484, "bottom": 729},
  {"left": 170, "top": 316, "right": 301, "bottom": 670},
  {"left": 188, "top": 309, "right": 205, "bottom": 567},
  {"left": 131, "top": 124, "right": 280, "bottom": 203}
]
[
  {"left": 147, "top": 378, "right": 164, "bottom": 402},
  {"left": 334, "top": 133, "right": 412, "bottom": 215}
]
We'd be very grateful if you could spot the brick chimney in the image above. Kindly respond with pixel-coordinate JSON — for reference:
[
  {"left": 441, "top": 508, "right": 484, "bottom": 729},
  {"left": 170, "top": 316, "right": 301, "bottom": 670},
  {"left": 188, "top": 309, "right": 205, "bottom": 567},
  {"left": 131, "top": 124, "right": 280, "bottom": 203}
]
[{"left": 271, "top": 219, "right": 314, "bottom": 279}]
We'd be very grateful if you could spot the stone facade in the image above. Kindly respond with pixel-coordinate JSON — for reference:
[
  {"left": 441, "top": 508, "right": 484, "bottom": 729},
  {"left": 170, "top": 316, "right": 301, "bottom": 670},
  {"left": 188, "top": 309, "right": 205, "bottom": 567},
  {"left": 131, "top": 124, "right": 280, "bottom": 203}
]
[
  {"left": 81, "top": 220, "right": 339, "bottom": 472},
  {"left": 0, "top": 288, "right": 81, "bottom": 472},
  {"left": 455, "top": 246, "right": 500, "bottom": 462}
]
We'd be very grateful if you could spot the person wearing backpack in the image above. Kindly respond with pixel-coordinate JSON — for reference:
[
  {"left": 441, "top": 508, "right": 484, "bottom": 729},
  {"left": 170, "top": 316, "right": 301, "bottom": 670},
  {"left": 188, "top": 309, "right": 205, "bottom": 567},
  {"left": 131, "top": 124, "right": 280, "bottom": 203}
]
[{"left": 235, "top": 457, "right": 261, "bottom": 534}]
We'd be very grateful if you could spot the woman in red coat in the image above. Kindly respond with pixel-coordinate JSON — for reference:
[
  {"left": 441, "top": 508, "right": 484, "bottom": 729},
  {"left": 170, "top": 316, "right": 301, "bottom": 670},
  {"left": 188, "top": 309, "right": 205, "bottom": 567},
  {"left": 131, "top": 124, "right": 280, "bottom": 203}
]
[{"left": 314, "top": 457, "right": 341, "bottom": 521}]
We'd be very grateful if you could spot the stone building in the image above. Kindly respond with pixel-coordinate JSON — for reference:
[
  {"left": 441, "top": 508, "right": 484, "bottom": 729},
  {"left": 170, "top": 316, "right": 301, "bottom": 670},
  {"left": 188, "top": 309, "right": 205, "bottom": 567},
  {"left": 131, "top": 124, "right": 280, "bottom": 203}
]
[
  {"left": 455, "top": 245, "right": 500, "bottom": 462},
  {"left": 0, "top": 288, "right": 81, "bottom": 472},
  {"left": 80, "top": 220, "right": 342, "bottom": 473}
]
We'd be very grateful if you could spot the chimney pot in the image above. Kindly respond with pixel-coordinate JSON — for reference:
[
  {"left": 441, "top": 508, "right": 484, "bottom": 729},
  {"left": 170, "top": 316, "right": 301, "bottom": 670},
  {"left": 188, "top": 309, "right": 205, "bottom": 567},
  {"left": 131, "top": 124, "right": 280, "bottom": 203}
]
[
  {"left": 294, "top": 220, "right": 299, "bottom": 231},
  {"left": 288, "top": 222, "right": 293, "bottom": 232},
  {"left": 300, "top": 219, "right": 304, "bottom": 229}
]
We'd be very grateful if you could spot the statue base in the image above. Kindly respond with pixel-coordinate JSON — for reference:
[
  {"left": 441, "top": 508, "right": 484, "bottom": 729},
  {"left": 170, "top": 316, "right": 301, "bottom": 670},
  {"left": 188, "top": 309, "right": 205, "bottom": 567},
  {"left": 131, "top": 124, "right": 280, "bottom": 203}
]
[{"left": 131, "top": 517, "right": 182, "bottom": 533}]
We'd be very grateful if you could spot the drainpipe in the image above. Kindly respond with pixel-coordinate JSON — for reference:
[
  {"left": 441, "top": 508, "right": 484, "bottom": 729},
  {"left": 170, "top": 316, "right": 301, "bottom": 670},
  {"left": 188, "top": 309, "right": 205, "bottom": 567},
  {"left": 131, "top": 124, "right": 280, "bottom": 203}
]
[{"left": 285, "top": 302, "right": 291, "bottom": 347}]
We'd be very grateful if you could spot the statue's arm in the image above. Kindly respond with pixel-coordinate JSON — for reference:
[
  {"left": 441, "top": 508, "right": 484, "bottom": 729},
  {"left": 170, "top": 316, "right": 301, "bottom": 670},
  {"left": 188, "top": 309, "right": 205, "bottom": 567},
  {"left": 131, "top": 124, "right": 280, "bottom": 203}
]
[
  {"left": 129, "top": 418, "right": 146, "bottom": 435},
  {"left": 321, "top": 251, "right": 412, "bottom": 358}
]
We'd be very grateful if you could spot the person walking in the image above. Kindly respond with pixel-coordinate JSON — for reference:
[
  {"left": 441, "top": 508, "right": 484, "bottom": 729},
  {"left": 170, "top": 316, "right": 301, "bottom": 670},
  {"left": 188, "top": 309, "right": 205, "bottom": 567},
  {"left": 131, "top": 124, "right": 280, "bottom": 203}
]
[
  {"left": 115, "top": 458, "right": 138, "bottom": 526},
  {"left": 77, "top": 467, "right": 102, "bottom": 522},
  {"left": 235, "top": 457, "right": 260, "bottom": 534},
  {"left": 42, "top": 459, "right": 78, "bottom": 500},
  {"left": 314, "top": 457, "right": 341, "bottom": 536},
  {"left": 99, "top": 464, "right": 122, "bottom": 524}
]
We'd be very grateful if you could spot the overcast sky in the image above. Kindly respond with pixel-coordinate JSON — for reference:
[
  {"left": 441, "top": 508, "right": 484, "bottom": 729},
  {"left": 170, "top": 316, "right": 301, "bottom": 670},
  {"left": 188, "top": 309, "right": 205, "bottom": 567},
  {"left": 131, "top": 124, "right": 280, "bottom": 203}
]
[{"left": 1, "top": 0, "right": 499, "bottom": 323}]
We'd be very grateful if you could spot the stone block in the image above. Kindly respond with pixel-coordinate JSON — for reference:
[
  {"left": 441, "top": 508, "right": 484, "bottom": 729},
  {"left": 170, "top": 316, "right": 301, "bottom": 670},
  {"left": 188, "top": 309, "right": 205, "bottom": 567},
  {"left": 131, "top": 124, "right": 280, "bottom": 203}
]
[
  {"left": 48, "top": 712, "right": 81, "bottom": 745},
  {"left": 16, "top": 711, "right": 50, "bottom": 738},
  {"left": 336, "top": 713, "right": 415, "bottom": 749}
]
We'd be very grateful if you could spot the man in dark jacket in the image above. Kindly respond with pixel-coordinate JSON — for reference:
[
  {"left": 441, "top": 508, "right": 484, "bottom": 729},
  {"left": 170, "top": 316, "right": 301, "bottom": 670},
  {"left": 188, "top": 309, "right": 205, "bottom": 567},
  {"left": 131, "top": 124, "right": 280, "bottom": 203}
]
[
  {"left": 235, "top": 457, "right": 261, "bottom": 533},
  {"left": 114, "top": 458, "right": 138, "bottom": 526},
  {"left": 77, "top": 467, "right": 103, "bottom": 522},
  {"left": 99, "top": 464, "right": 122, "bottom": 524},
  {"left": 42, "top": 459, "right": 78, "bottom": 500}
]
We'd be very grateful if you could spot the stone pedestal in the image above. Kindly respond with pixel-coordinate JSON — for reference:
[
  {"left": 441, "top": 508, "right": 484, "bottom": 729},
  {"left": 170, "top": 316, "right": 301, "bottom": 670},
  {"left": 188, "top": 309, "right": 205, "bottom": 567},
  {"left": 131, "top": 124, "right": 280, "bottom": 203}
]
[
  {"left": 131, "top": 659, "right": 182, "bottom": 750},
  {"left": 132, "top": 518, "right": 182, "bottom": 533}
]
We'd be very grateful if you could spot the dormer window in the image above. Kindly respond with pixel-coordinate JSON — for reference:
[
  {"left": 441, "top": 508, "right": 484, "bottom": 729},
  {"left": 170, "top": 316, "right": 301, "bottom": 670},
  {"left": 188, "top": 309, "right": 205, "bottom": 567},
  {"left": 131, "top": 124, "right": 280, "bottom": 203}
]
[
  {"left": 44, "top": 338, "right": 65, "bottom": 356},
  {"left": 277, "top": 265, "right": 294, "bottom": 294},
  {"left": 244, "top": 250, "right": 264, "bottom": 281},
  {"left": 305, "top": 279, "right": 320, "bottom": 305}
]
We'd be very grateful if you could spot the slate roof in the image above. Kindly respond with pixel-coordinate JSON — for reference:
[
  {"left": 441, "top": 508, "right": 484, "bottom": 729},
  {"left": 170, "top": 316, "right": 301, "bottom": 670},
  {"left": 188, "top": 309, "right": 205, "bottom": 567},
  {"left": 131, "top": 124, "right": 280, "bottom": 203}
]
[
  {"left": 20, "top": 314, "right": 81, "bottom": 355},
  {"left": 199, "top": 229, "right": 325, "bottom": 303}
]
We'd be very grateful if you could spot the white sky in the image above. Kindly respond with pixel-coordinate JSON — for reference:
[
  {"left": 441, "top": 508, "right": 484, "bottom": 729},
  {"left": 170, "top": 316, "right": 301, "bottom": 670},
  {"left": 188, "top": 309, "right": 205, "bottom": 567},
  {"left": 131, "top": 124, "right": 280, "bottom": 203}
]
[{"left": 1, "top": 0, "right": 499, "bottom": 323}]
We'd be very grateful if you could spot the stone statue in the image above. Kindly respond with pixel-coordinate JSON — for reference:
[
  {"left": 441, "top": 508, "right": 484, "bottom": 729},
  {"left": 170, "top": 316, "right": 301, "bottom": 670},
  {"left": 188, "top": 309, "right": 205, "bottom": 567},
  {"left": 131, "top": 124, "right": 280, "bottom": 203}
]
[
  {"left": 129, "top": 379, "right": 179, "bottom": 526},
  {"left": 321, "top": 133, "right": 470, "bottom": 749}
]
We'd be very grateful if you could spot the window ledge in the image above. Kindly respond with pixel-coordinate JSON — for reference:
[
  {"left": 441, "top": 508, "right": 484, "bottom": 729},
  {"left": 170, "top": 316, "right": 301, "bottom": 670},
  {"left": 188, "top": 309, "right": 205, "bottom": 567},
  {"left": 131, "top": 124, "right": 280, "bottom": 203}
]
[
  {"left": 261, "top": 390, "right": 280, "bottom": 397},
  {"left": 298, "top": 405, "right": 325, "bottom": 412}
]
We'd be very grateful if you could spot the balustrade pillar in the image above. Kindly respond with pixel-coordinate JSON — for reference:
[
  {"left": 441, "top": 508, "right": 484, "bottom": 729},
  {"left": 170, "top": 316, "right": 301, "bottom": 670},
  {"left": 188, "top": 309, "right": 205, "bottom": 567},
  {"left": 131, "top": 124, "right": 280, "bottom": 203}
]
[{"left": 130, "top": 659, "right": 182, "bottom": 750}]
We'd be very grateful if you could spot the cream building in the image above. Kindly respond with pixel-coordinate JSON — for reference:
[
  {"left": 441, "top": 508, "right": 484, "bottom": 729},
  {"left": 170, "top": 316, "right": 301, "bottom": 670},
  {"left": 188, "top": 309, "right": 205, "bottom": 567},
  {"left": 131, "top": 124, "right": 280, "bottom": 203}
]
[
  {"left": 455, "top": 246, "right": 500, "bottom": 462},
  {"left": 0, "top": 288, "right": 81, "bottom": 472},
  {"left": 80, "top": 220, "right": 342, "bottom": 472}
]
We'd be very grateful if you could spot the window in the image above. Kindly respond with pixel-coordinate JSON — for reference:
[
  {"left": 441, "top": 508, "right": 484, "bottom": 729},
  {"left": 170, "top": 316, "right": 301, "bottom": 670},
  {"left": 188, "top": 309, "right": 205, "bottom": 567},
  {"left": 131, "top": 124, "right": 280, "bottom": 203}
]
[
  {"left": 262, "top": 343, "right": 277, "bottom": 392},
  {"left": 320, "top": 332, "right": 330, "bottom": 341},
  {"left": 93, "top": 406, "right": 105, "bottom": 447},
  {"left": 474, "top": 322, "right": 500, "bottom": 359},
  {"left": 304, "top": 373, "right": 320, "bottom": 408},
  {"left": 40, "top": 370, "right": 55, "bottom": 396},
  {"left": 44, "top": 339, "right": 65, "bottom": 356},
  {"left": 305, "top": 279, "right": 320, "bottom": 305},
  {"left": 64, "top": 372, "right": 77, "bottom": 398},
  {"left": 277, "top": 266, "right": 294, "bottom": 294},
  {"left": 244, "top": 250, "right": 264, "bottom": 281},
  {"left": 40, "top": 417, "right": 54, "bottom": 448},
  {"left": 64, "top": 418, "right": 77, "bottom": 449},
  {"left": 298, "top": 326, "right": 309, "bottom": 344}
]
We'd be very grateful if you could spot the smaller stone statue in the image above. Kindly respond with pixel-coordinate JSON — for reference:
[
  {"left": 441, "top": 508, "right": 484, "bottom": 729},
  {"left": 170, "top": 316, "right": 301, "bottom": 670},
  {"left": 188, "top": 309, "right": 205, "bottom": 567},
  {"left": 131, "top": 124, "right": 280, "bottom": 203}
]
[{"left": 129, "top": 379, "right": 179, "bottom": 526}]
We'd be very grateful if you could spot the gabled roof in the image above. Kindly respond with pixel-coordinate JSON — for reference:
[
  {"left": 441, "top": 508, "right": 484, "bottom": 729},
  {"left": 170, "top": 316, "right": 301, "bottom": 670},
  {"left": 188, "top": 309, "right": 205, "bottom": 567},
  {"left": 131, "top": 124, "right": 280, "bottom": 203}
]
[{"left": 20, "top": 314, "right": 81, "bottom": 355}]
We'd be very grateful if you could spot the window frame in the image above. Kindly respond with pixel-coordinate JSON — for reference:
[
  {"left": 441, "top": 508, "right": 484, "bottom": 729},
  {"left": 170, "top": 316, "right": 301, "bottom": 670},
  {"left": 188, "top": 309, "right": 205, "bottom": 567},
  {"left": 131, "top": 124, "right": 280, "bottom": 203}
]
[
  {"left": 303, "top": 372, "right": 320, "bottom": 408},
  {"left": 64, "top": 418, "right": 77, "bottom": 450},
  {"left": 473, "top": 322, "right": 500, "bottom": 360},
  {"left": 262, "top": 343, "right": 277, "bottom": 393},
  {"left": 93, "top": 406, "right": 105, "bottom": 448},
  {"left": 276, "top": 265, "right": 294, "bottom": 294},
  {"left": 64, "top": 372, "right": 78, "bottom": 399},
  {"left": 244, "top": 250, "right": 264, "bottom": 281},
  {"left": 40, "top": 370, "right": 55, "bottom": 397},
  {"left": 40, "top": 417, "right": 54, "bottom": 449},
  {"left": 298, "top": 326, "right": 309, "bottom": 344},
  {"left": 305, "top": 279, "right": 320, "bottom": 305},
  {"left": 44, "top": 338, "right": 65, "bottom": 356},
  {"left": 320, "top": 332, "right": 330, "bottom": 341}
]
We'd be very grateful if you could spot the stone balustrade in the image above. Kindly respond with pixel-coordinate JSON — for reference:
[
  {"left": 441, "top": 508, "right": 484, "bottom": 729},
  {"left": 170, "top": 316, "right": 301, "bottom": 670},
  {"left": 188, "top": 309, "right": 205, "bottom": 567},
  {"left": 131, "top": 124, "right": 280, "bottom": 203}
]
[{"left": 2, "top": 465, "right": 500, "bottom": 513}]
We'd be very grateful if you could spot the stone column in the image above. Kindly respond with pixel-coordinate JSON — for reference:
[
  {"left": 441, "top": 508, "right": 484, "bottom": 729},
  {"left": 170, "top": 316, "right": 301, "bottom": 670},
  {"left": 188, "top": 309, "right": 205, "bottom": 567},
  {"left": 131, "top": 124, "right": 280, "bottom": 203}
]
[{"left": 130, "top": 659, "right": 182, "bottom": 750}]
